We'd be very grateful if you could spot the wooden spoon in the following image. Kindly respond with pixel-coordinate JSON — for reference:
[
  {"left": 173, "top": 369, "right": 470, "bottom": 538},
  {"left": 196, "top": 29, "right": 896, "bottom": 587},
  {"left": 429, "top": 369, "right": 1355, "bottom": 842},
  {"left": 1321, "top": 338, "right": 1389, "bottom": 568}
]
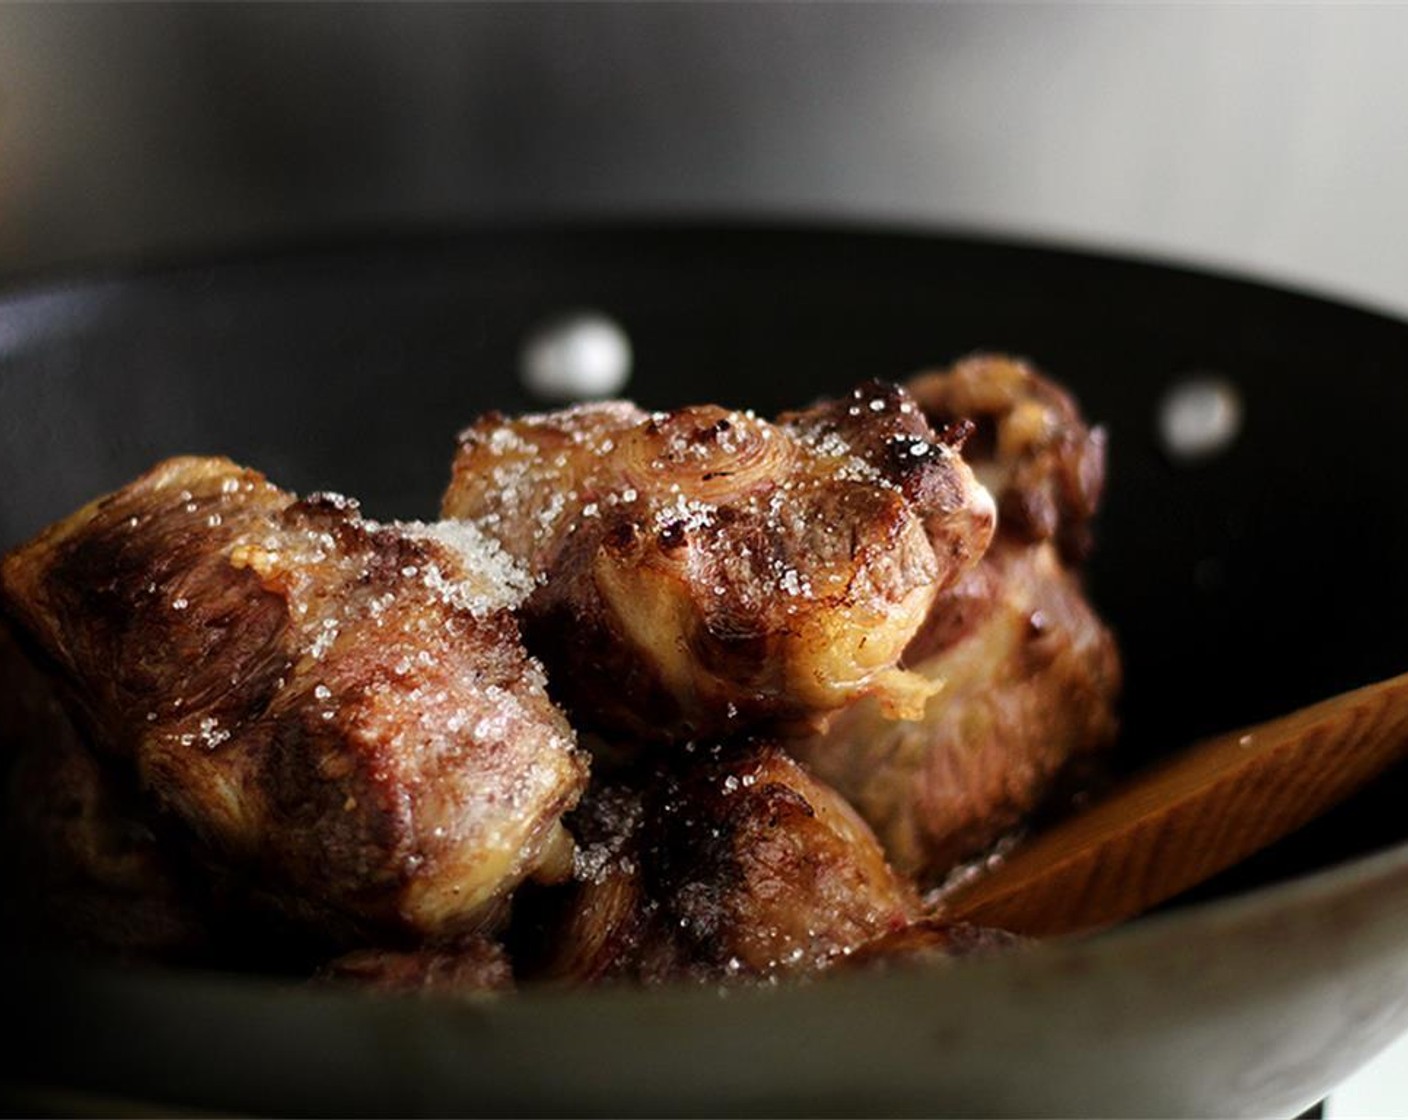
[{"left": 937, "top": 670, "right": 1408, "bottom": 937}]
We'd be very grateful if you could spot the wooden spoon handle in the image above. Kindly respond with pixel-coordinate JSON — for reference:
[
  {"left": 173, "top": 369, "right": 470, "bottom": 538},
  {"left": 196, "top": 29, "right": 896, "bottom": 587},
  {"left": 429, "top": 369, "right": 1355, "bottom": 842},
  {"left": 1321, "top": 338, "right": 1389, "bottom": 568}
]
[{"left": 938, "top": 671, "right": 1408, "bottom": 937}]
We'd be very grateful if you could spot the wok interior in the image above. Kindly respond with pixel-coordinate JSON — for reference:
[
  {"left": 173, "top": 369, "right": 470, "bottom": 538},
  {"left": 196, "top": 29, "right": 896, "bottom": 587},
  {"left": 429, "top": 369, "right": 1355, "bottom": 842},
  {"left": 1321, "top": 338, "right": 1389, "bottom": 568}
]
[{"left": 2, "top": 225, "right": 1407, "bottom": 911}]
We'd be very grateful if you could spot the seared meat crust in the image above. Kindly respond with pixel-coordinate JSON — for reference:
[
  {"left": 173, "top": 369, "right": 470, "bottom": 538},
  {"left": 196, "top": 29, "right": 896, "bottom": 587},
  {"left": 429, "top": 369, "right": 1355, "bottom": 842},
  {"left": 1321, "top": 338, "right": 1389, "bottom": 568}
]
[
  {"left": 443, "top": 382, "right": 995, "bottom": 741},
  {"left": 517, "top": 745, "right": 921, "bottom": 985},
  {"left": 795, "top": 356, "right": 1120, "bottom": 884},
  {"left": 0, "top": 457, "right": 586, "bottom": 943},
  {"left": 647, "top": 744, "right": 919, "bottom": 977}
]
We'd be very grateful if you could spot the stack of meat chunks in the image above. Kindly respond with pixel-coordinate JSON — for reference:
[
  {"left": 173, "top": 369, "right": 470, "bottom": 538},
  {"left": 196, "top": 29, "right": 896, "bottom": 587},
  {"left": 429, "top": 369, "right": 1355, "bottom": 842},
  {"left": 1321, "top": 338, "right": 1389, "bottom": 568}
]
[{"left": 0, "top": 355, "right": 1119, "bottom": 993}]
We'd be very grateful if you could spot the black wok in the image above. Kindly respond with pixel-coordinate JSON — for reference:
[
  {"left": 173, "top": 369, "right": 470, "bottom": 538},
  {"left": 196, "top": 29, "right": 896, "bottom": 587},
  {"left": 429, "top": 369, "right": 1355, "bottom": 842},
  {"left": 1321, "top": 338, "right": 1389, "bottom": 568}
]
[{"left": 2, "top": 224, "right": 1407, "bottom": 1117}]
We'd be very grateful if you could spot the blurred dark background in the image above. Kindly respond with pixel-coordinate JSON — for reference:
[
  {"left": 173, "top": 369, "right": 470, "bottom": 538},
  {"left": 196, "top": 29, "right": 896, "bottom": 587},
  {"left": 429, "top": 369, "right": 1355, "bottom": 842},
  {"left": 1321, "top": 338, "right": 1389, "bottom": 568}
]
[{"left": 1, "top": 3, "right": 1406, "bottom": 314}]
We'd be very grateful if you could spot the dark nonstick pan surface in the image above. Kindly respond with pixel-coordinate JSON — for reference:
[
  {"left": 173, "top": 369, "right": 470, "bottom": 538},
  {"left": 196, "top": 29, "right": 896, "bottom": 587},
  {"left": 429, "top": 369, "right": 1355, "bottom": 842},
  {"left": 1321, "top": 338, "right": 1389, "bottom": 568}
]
[{"left": 2, "top": 224, "right": 1408, "bottom": 1116}]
